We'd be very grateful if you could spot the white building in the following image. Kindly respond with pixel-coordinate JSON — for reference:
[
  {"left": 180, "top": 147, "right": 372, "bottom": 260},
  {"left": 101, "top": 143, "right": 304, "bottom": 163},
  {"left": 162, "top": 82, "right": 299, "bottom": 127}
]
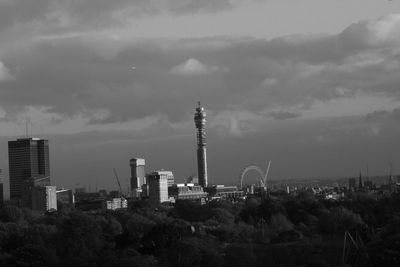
[
  {"left": 32, "top": 186, "right": 57, "bottom": 212},
  {"left": 104, "top": 197, "right": 128, "bottom": 210},
  {"left": 155, "top": 170, "right": 175, "bottom": 187}
]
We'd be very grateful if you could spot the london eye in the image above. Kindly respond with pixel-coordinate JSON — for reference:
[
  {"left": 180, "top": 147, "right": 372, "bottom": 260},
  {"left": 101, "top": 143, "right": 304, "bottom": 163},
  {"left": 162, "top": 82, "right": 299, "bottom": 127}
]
[{"left": 239, "top": 161, "right": 271, "bottom": 190}]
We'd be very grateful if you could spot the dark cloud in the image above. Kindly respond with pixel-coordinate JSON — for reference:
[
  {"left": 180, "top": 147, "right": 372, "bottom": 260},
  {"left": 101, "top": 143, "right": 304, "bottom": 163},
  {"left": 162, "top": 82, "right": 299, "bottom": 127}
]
[
  {"left": 167, "top": 0, "right": 233, "bottom": 14},
  {"left": 0, "top": 0, "right": 252, "bottom": 34},
  {"left": 1, "top": 14, "right": 400, "bottom": 127},
  {"left": 366, "top": 108, "right": 400, "bottom": 121},
  {"left": 270, "top": 111, "right": 300, "bottom": 120}
]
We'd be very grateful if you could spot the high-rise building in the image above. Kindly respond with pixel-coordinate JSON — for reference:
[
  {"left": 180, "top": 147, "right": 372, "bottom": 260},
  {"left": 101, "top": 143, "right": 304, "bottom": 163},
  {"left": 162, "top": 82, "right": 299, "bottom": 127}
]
[
  {"left": 31, "top": 185, "right": 57, "bottom": 212},
  {"left": 130, "top": 158, "right": 146, "bottom": 190},
  {"left": 194, "top": 102, "right": 208, "bottom": 188},
  {"left": 148, "top": 171, "right": 169, "bottom": 205},
  {"left": 156, "top": 170, "right": 174, "bottom": 187},
  {"left": 8, "top": 138, "right": 50, "bottom": 201}
]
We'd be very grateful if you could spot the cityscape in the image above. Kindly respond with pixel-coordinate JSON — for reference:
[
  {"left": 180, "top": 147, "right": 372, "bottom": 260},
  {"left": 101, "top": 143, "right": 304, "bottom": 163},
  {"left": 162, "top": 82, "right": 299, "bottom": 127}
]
[
  {"left": 0, "top": 102, "right": 400, "bottom": 266},
  {"left": 2, "top": 102, "right": 398, "bottom": 212},
  {"left": 1, "top": 1, "right": 400, "bottom": 266}
]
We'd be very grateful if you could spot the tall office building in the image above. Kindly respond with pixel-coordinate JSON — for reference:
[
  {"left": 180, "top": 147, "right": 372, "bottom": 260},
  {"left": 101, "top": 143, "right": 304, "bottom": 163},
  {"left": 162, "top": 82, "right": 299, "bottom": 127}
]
[
  {"left": 148, "top": 171, "right": 169, "bottom": 205},
  {"left": 194, "top": 102, "right": 208, "bottom": 187},
  {"left": 156, "top": 170, "right": 174, "bottom": 187},
  {"left": 130, "top": 158, "right": 146, "bottom": 189},
  {"left": 8, "top": 138, "right": 50, "bottom": 201}
]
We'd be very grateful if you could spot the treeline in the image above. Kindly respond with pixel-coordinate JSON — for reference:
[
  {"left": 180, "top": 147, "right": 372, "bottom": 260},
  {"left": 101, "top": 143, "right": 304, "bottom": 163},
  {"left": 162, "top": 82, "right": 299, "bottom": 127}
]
[{"left": 1, "top": 192, "right": 400, "bottom": 266}]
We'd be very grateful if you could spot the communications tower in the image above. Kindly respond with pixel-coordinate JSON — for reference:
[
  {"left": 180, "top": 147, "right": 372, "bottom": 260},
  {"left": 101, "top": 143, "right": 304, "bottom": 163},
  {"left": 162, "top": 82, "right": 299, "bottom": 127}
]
[{"left": 194, "top": 102, "right": 208, "bottom": 187}]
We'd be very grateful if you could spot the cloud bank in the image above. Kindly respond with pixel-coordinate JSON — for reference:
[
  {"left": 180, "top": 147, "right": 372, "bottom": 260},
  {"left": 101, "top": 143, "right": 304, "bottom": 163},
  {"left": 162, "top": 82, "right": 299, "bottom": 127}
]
[{"left": 0, "top": 14, "right": 399, "bottom": 135}]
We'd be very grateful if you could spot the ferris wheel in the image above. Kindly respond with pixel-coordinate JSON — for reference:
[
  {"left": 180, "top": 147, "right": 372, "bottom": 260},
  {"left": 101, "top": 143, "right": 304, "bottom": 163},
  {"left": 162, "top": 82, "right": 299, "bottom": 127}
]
[{"left": 239, "top": 161, "right": 271, "bottom": 190}]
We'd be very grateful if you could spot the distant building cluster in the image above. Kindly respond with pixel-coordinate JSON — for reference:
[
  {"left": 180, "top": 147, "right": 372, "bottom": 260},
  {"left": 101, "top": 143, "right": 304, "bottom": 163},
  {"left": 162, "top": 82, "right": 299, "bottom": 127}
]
[
  {"left": 0, "top": 104, "right": 219, "bottom": 211},
  {"left": 259, "top": 173, "right": 400, "bottom": 201},
  {"left": 1, "top": 103, "right": 399, "bottom": 212},
  {"left": 0, "top": 103, "right": 274, "bottom": 212}
]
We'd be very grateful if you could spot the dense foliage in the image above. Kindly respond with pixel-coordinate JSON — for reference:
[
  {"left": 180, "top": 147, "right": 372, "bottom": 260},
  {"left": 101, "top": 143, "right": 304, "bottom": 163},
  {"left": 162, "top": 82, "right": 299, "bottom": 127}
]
[{"left": 1, "top": 192, "right": 400, "bottom": 266}]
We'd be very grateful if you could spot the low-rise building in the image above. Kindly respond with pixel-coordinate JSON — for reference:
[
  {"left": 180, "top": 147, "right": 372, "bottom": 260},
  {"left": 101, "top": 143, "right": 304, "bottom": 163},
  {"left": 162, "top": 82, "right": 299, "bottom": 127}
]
[
  {"left": 103, "top": 197, "right": 128, "bottom": 210},
  {"left": 169, "top": 183, "right": 208, "bottom": 200},
  {"left": 204, "top": 185, "right": 244, "bottom": 199},
  {"left": 56, "top": 189, "right": 75, "bottom": 205}
]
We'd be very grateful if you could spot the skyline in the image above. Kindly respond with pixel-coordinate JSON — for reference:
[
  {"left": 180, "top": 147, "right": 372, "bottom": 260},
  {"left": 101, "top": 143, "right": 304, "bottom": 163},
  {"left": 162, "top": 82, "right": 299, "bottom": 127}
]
[{"left": 1, "top": 1, "right": 400, "bottom": 197}]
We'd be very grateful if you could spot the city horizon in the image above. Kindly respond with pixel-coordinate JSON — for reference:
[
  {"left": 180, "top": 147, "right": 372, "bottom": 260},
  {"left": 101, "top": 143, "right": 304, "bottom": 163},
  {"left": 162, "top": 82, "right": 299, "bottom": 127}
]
[{"left": 1, "top": 1, "right": 400, "bottom": 199}]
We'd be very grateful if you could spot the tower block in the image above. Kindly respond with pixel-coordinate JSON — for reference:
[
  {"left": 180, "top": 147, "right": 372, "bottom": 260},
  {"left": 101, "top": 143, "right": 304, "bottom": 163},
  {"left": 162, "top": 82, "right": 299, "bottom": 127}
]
[{"left": 194, "top": 102, "right": 208, "bottom": 187}]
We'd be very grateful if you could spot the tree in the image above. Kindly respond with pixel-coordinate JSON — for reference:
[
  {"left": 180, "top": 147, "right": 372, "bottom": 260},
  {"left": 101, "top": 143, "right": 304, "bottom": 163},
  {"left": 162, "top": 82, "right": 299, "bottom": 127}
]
[
  {"left": 319, "top": 207, "right": 364, "bottom": 234},
  {"left": 224, "top": 244, "right": 256, "bottom": 267},
  {"left": 125, "top": 214, "right": 155, "bottom": 247},
  {"left": 0, "top": 206, "right": 24, "bottom": 223},
  {"left": 269, "top": 213, "right": 293, "bottom": 234},
  {"left": 14, "top": 244, "right": 59, "bottom": 267},
  {"left": 209, "top": 208, "right": 234, "bottom": 225}
]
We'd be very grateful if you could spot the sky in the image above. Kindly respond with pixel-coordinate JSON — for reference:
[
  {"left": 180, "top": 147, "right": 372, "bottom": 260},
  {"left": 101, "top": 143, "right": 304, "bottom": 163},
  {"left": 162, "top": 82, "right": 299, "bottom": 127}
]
[{"left": 1, "top": 0, "right": 400, "bottom": 197}]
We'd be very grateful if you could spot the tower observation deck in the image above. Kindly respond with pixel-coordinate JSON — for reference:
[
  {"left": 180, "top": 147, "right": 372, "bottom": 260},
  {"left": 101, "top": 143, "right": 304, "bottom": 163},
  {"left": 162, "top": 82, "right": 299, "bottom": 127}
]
[{"left": 194, "top": 102, "right": 208, "bottom": 187}]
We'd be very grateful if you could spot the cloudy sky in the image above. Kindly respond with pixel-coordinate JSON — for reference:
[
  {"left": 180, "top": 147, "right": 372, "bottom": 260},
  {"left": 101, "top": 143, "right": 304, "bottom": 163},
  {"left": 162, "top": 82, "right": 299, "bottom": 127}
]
[{"left": 1, "top": 0, "right": 400, "bottom": 196}]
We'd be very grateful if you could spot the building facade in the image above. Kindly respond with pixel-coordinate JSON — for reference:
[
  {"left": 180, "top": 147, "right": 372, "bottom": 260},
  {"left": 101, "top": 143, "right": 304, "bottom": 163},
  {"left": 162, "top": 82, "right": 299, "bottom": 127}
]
[
  {"left": 204, "top": 185, "right": 245, "bottom": 200},
  {"left": 32, "top": 185, "right": 57, "bottom": 212},
  {"left": 169, "top": 183, "right": 208, "bottom": 200},
  {"left": 8, "top": 138, "right": 50, "bottom": 201},
  {"left": 56, "top": 189, "right": 75, "bottom": 205},
  {"left": 148, "top": 171, "right": 169, "bottom": 205},
  {"left": 194, "top": 102, "right": 208, "bottom": 188},
  {"left": 21, "top": 176, "right": 51, "bottom": 208},
  {"left": 103, "top": 197, "right": 128, "bottom": 210},
  {"left": 130, "top": 158, "right": 146, "bottom": 196},
  {"left": 156, "top": 170, "right": 174, "bottom": 187}
]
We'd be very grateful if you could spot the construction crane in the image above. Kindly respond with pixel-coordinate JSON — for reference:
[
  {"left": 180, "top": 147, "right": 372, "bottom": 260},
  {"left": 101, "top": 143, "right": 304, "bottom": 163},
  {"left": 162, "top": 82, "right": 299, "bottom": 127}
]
[
  {"left": 264, "top": 160, "right": 271, "bottom": 188},
  {"left": 113, "top": 168, "right": 124, "bottom": 198}
]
